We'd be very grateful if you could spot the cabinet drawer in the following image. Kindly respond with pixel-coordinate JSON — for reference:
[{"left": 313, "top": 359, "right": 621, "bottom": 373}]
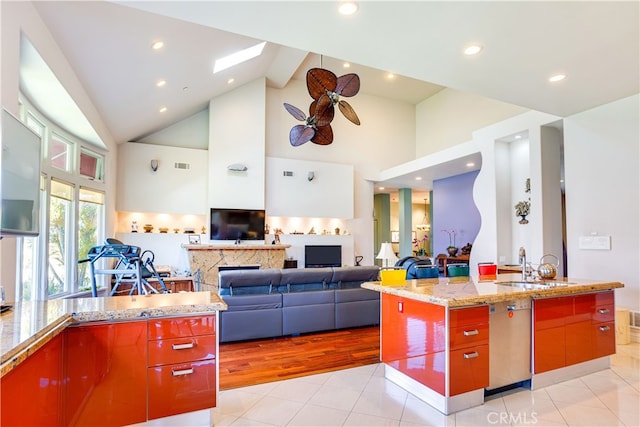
[
  {"left": 450, "top": 323, "right": 489, "bottom": 350},
  {"left": 449, "top": 305, "right": 488, "bottom": 327},
  {"left": 148, "top": 315, "right": 216, "bottom": 340},
  {"left": 148, "top": 334, "right": 216, "bottom": 366},
  {"left": 147, "top": 359, "right": 216, "bottom": 420},
  {"left": 592, "top": 321, "right": 616, "bottom": 358},
  {"left": 594, "top": 290, "right": 614, "bottom": 306},
  {"left": 593, "top": 304, "right": 614, "bottom": 323},
  {"left": 449, "top": 344, "right": 489, "bottom": 396}
]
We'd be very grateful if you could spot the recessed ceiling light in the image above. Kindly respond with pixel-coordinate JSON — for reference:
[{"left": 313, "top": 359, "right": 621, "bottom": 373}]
[
  {"left": 338, "top": 2, "right": 358, "bottom": 15},
  {"left": 182, "top": 86, "right": 189, "bottom": 92},
  {"left": 159, "top": 107, "right": 167, "bottom": 113},
  {"left": 227, "top": 78, "right": 235, "bottom": 84},
  {"left": 151, "top": 40, "right": 164, "bottom": 50},
  {"left": 466, "top": 162, "right": 475, "bottom": 167},
  {"left": 378, "top": 186, "right": 385, "bottom": 190},
  {"left": 549, "top": 73, "right": 567, "bottom": 82},
  {"left": 515, "top": 134, "right": 522, "bottom": 139},
  {"left": 213, "top": 41, "right": 266, "bottom": 74},
  {"left": 156, "top": 79, "right": 166, "bottom": 87},
  {"left": 386, "top": 73, "right": 395, "bottom": 80},
  {"left": 415, "top": 177, "right": 422, "bottom": 181},
  {"left": 343, "top": 62, "right": 351, "bottom": 68},
  {"left": 463, "top": 44, "right": 483, "bottom": 56}
]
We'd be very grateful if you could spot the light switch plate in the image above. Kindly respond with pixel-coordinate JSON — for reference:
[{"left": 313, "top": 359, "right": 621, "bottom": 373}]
[{"left": 578, "top": 235, "right": 611, "bottom": 250}]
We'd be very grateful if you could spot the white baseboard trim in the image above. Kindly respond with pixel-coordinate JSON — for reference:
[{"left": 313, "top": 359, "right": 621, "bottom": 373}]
[{"left": 530, "top": 357, "right": 610, "bottom": 390}]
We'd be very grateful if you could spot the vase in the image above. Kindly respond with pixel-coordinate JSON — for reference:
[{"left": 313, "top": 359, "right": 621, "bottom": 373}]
[
  {"left": 447, "top": 247, "right": 458, "bottom": 257},
  {"left": 519, "top": 215, "right": 529, "bottom": 224}
]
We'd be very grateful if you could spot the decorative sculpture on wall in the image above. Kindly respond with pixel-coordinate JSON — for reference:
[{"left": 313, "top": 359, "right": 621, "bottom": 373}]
[{"left": 284, "top": 66, "right": 360, "bottom": 146}]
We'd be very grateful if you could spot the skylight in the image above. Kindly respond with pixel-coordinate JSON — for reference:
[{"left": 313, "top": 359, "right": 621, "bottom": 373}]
[{"left": 213, "top": 42, "right": 266, "bottom": 74}]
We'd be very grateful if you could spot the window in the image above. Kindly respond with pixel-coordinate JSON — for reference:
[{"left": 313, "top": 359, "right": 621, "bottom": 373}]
[
  {"left": 77, "top": 188, "right": 105, "bottom": 291},
  {"left": 16, "top": 97, "right": 107, "bottom": 300},
  {"left": 49, "top": 133, "right": 73, "bottom": 172},
  {"left": 48, "top": 179, "right": 73, "bottom": 296}
]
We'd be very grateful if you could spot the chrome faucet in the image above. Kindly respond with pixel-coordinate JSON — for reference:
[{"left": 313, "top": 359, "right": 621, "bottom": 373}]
[{"left": 518, "top": 247, "right": 527, "bottom": 281}]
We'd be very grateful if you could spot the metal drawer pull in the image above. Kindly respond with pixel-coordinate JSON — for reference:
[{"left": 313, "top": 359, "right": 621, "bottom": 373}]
[
  {"left": 171, "top": 367, "right": 194, "bottom": 376},
  {"left": 598, "top": 308, "right": 610, "bottom": 314},
  {"left": 599, "top": 325, "right": 611, "bottom": 332},
  {"left": 463, "top": 351, "right": 479, "bottom": 359},
  {"left": 463, "top": 329, "right": 479, "bottom": 336},
  {"left": 172, "top": 341, "right": 195, "bottom": 350}
]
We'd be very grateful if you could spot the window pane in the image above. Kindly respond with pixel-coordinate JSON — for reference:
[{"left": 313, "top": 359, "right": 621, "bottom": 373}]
[
  {"left": 77, "top": 188, "right": 105, "bottom": 291},
  {"left": 50, "top": 133, "right": 72, "bottom": 172},
  {"left": 79, "top": 149, "right": 104, "bottom": 181},
  {"left": 20, "top": 237, "right": 38, "bottom": 301},
  {"left": 48, "top": 181, "right": 73, "bottom": 296}
]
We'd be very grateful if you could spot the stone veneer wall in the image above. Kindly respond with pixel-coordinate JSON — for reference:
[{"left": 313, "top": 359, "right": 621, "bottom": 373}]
[{"left": 184, "top": 244, "right": 288, "bottom": 291}]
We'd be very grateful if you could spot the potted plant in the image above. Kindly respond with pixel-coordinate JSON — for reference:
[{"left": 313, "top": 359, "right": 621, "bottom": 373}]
[
  {"left": 413, "top": 233, "right": 429, "bottom": 257},
  {"left": 442, "top": 229, "right": 458, "bottom": 257},
  {"left": 515, "top": 200, "right": 530, "bottom": 224}
]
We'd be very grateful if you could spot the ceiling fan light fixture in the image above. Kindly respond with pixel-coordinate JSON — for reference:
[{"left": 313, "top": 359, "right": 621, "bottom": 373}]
[
  {"left": 463, "top": 44, "right": 483, "bottom": 56},
  {"left": 213, "top": 41, "right": 266, "bottom": 74},
  {"left": 338, "top": 2, "right": 359, "bottom": 16}
]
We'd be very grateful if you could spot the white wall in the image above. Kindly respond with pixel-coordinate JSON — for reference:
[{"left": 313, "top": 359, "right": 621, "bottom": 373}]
[
  {"left": 266, "top": 157, "right": 353, "bottom": 218},
  {"left": 117, "top": 142, "right": 208, "bottom": 215},
  {"left": 138, "top": 109, "right": 209, "bottom": 150},
  {"left": 564, "top": 94, "right": 639, "bottom": 311},
  {"left": 209, "top": 78, "right": 266, "bottom": 210},
  {"left": 415, "top": 88, "right": 528, "bottom": 157}
]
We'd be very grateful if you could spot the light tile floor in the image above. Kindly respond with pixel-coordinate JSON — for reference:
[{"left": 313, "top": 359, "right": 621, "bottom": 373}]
[{"left": 209, "top": 343, "right": 639, "bottom": 427}]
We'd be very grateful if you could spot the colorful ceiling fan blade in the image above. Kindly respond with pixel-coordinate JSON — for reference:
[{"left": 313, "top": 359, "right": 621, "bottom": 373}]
[
  {"left": 311, "top": 94, "right": 335, "bottom": 127},
  {"left": 338, "top": 100, "right": 360, "bottom": 125},
  {"left": 335, "top": 73, "right": 360, "bottom": 97},
  {"left": 289, "top": 125, "right": 315, "bottom": 146},
  {"left": 283, "top": 102, "right": 307, "bottom": 121},
  {"left": 311, "top": 125, "right": 333, "bottom": 145},
  {"left": 306, "top": 68, "right": 337, "bottom": 100}
]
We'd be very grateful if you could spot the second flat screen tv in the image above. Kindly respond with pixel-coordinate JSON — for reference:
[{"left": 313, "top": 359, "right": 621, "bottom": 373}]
[
  {"left": 210, "top": 208, "right": 265, "bottom": 241},
  {"left": 305, "top": 245, "right": 342, "bottom": 268}
]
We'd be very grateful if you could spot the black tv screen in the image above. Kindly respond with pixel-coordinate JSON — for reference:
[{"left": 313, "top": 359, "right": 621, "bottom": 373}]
[
  {"left": 210, "top": 208, "right": 265, "bottom": 241},
  {"left": 305, "top": 245, "right": 342, "bottom": 268}
]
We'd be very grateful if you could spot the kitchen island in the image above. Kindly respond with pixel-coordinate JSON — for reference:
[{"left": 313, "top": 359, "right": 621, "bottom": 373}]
[
  {"left": 362, "top": 274, "right": 623, "bottom": 415},
  {"left": 0, "top": 291, "right": 227, "bottom": 426}
]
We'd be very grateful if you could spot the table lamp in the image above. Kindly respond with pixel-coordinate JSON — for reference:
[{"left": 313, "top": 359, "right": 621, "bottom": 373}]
[{"left": 376, "top": 242, "right": 398, "bottom": 269}]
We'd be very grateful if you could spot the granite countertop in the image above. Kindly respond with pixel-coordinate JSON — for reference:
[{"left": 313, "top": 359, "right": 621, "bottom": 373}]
[
  {"left": 361, "top": 273, "right": 624, "bottom": 307},
  {"left": 0, "top": 291, "right": 227, "bottom": 377}
]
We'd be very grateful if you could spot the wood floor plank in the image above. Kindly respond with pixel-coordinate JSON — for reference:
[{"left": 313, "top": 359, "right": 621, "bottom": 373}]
[{"left": 218, "top": 326, "right": 381, "bottom": 390}]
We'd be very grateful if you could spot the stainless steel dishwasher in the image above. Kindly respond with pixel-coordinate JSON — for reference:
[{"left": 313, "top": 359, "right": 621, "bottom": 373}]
[{"left": 487, "top": 299, "right": 532, "bottom": 390}]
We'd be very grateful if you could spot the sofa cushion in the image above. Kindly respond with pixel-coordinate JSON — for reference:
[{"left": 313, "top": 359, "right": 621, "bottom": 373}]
[
  {"left": 282, "top": 289, "right": 335, "bottom": 306},
  {"left": 335, "top": 300, "right": 380, "bottom": 329},
  {"left": 329, "top": 266, "right": 380, "bottom": 289},
  {"left": 222, "top": 293, "right": 282, "bottom": 311},
  {"left": 334, "top": 287, "right": 380, "bottom": 303},
  {"left": 218, "top": 269, "right": 282, "bottom": 295},
  {"left": 278, "top": 267, "right": 334, "bottom": 293},
  {"left": 220, "top": 309, "right": 283, "bottom": 342}
]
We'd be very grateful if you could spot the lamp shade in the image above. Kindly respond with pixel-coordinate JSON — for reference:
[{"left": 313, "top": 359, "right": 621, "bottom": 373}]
[{"left": 376, "top": 242, "right": 398, "bottom": 267}]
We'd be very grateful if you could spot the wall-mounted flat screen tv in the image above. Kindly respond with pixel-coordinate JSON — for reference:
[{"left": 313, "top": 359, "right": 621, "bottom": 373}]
[
  {"left": 210, "top": 208, "right": 265, "bottom": 241},
  {"left": 1, "top": 109, "right": 41, "bottom": 237},
  {"left": 305, "top": 245, "right": 342, "bottom": 268}
]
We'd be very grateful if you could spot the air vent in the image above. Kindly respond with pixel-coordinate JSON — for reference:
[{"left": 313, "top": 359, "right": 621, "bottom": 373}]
[
  {"left": 174, "top": 162, "right": 190, "bottom": 170},
  {"left": 283, "top": 171, "right": 294, "bottom": 177}
]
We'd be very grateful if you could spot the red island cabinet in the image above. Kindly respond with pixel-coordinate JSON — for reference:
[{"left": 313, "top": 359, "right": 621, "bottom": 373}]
[
  {"left": 64, "top": 320, "right": 147, "bottom": 426},
  {"left": 534, "top": 290, "right": 615, "bottom": 374},
  {"left": 0, "top": 333, "right": 63, "bottom": 427},
  {"left": 147, "top": 315, "right": 217, "bottom": 419},
  {"left": 449, "top": 305, "right": 489, "bottom": 396},
  {"left": 381, "top": 294, "right": 489, "bottom": 397}
]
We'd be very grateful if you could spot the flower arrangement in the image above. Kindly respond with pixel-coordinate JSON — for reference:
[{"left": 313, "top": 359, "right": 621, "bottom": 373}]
[
  {"left": 441, "top": 229, "right": 457, "bottom": 249},
  {"left": 412, "top": 233, "right": 429, "bottom": 256},
  {"left": 514, "top": 200, "right": 530, "bottom": 217}
]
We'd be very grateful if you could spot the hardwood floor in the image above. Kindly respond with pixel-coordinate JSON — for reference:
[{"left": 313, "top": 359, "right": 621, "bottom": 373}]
[{"left": 218, "top": 326, "right": 381, "bottom": 390}]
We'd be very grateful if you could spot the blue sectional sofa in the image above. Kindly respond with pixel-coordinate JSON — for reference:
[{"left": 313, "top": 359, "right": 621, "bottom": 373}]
[{"left": 218, "top": 266, "right": 381, "bottom": 343}]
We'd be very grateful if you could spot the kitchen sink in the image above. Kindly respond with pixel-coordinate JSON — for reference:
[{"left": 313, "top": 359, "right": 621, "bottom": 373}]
[{"left": 495, "top": 280, "right": 574, "bottom": 289}]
